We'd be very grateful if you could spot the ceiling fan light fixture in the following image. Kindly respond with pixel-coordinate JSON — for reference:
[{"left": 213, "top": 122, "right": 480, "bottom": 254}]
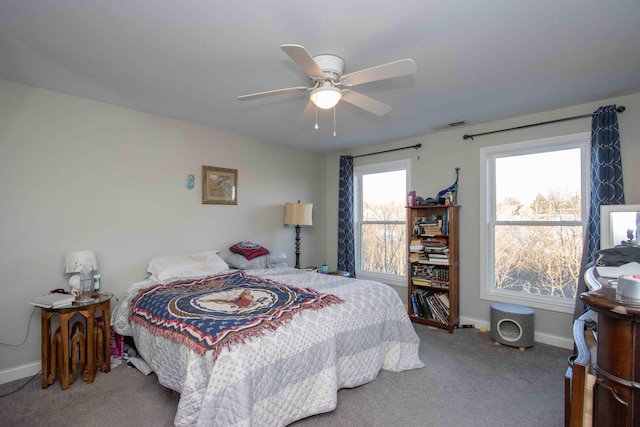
[{"left": 310, "top": 84, "right": 342, "bottom": 109}]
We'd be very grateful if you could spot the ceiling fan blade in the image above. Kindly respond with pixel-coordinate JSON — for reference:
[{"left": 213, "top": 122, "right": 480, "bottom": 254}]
[
  {"left": 281, "top": 44, "right": 325, "bottom": 79},
  {"left": 341, "top": 90, "right": 391, "bottom": 116},
  {"left": 341, "top": 59, "right": 417, "bottom": 86},
  {"left": 237, "top": 86, "right": 308, "bottom": 101}
]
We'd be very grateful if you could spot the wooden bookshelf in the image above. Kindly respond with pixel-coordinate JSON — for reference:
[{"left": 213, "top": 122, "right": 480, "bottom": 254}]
[{"left": 407, "top": 205, "right": 459, "bottom": 333}]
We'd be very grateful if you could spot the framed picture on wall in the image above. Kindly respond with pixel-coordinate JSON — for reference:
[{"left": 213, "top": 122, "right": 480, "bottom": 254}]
[{"left": 202, "top": 165, "right": 237, "bottom": 205}]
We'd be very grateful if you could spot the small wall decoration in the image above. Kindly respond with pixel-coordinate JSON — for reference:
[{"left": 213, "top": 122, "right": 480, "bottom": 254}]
[
  {"left": 202, "top": 165, "right": 238, "bottom": 205},
  {"left": 186, "top": 174, "right": 195, "bottom": 190}
]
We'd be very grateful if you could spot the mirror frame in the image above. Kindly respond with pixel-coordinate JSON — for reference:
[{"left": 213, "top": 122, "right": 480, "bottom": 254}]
[{"left": 600, "top": 204, "right": 640, "bottom": 250}]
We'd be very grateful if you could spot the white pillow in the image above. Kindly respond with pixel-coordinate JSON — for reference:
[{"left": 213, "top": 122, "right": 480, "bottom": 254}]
[
  {"left": 147, "top": 250, "right": 229, "bottom": 281},
  {"left": 269, "top": 248, "right": 287, "bottom": 264},
  {"left": 224, "top": 253, "right": 270, "bottom": 270}
]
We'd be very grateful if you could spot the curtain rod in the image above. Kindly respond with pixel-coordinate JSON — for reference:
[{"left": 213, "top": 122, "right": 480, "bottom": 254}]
[
  {"left": 462, "top": 106, "right": 626, "bottom": 140},
  {"left": 352, "top": 143, "right": 422, "bottom": 158}
]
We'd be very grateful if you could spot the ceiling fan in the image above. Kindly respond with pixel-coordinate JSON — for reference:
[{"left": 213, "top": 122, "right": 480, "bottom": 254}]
[{"left": 237, "top": 44, "right": 417, "bottom": 117}]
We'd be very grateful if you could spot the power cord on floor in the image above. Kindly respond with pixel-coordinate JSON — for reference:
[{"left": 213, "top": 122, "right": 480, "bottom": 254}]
[
  {"left": 0, "top": 371, "right": 41, "bottom": 398},
  {"left": 0, "top": 306, "right": 37, "bottom": 347},
  {"left": 0, "top": 306, "right": 39, "bottom": 397}
]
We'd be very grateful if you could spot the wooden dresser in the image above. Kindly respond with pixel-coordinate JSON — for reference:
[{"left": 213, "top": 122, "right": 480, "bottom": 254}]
[{"left": 573, "top": 267, "right": 640, "bottom": 426}]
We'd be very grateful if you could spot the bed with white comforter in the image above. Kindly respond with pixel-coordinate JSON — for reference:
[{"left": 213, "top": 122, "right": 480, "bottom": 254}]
[{"left": 112, "top": 267, "right": 423, "bottom": 426}]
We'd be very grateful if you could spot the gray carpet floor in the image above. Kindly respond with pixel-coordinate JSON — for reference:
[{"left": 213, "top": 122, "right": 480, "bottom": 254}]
[{"left": 0, "top": 324, "right": 571, "bottom": 426}]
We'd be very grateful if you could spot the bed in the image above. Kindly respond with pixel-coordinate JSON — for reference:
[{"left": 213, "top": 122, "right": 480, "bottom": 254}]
[{"left": 112, "top": 248, "right": 423, "bottom": 426}]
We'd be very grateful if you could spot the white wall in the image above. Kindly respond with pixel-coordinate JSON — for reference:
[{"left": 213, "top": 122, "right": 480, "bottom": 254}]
[
  {"left": 0, "top": 79, "right": 324, "bottom": 378},
  {"left": 324, "top": 92, "right": 640, "bottom": 349}
]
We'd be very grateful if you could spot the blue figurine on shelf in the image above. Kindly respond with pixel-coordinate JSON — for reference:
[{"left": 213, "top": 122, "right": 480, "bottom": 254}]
[{"left": 436, "top": 167, "right": 459, "bottom": 205}]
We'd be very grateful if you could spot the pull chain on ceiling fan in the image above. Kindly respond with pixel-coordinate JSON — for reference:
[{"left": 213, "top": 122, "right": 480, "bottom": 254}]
[{"left": 238, "top": 44, "right": 417, "bottom": 132}]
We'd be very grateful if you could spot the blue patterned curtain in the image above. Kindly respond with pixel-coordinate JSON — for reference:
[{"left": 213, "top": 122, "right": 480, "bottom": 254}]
[
  {"left": 573, "top": 105, "right": 624, "bottom": 318},
  {"left": 586, "top": 105, "right": 625, "bottom": 261},
  {"left": 337, "top": 156, "right": 356, "bottom": 277}
]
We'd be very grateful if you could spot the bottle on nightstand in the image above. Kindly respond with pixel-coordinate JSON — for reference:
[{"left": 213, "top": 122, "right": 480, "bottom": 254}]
[{"left": 78, "top": 269, "right": 93, "bottom": 301}]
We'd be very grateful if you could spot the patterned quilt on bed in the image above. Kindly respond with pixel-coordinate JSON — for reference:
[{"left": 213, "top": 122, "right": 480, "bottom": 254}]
[
  {"left": 113, "top": 267, "right": 424, "bottom": 426},
  {"left": 129, "top": 271, "right": 343, "bottom": 359}
]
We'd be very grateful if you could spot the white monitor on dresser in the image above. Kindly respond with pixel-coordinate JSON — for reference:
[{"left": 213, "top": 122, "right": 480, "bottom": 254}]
[{"left": 600, "top": 204, "right": 640, "bottom": 250}]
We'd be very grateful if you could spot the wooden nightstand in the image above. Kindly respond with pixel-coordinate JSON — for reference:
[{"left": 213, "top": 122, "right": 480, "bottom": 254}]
[{"left": 40, "top": 293, "right": 112, "bottom": 390}]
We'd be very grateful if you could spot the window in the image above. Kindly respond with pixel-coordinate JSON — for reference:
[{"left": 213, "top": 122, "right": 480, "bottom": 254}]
[
  {"left": 480, "top": 133, "right": 589, "bottom": 312},
  {"left": 354, "top": 160, "right": 409, "bottom": 285}
]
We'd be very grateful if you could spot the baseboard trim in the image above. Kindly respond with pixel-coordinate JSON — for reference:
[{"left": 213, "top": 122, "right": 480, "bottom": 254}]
[
  {"left": 459, "top": 315, "right": 573, "bottom": 350},
  {"left": 0, "top": 361, "right": 40, "bottom": 385},
  {"left": 5, "top": 320, "right": 572, "bottom": 385}
]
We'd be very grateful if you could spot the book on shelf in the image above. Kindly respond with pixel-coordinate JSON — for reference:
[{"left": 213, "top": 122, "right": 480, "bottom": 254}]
[
  {"left": 412, "top": 287, "right": 450, "bottom": 324},
  {"left": 409, "top": 239, "right": 423, "bottom": 252},
  {"left": 424, "top": 295, "right": 444, "bottom": 323},
  {"left": 416, "top": 290, "right": 448, "bottom": 324},
  {"left": 30, "top": 292, "right": 75, "bottom": 308},
  {"left": 430, "top": 282, "right": 449, "bottom": 289},
  {"left": 428, "top": 253, "right": 449, "bottom": 259},
  {"left": 430, "top": 294, "right": 450, "bottom": 323},
  {"left": 419, "top": 258, "right": 450, "bottom": 265},
  {"left": 417, "top": 218, "right": 441, "bottom": 226},
  {"left": 422, "top": 237, "right": 447, "bottom": 246},
  {"left": 419, "top": 223, "right": 441, "bottom": 229},
  {"left": 428, "top": 260, "right": 450, "bottom": 265},
  {"left": 431, "top": 268, "right": 449, "bottom": 281},
  {"left": 437, "top": 293, "right": 450, "bottom": 308},
  {"left": 428, "top": 302, "right": 446, "bottom": 323},
  {"left": 410, "top": 294, "right": 420, "bottom": 317},
  {"left": 443, "top": 209, "right": 449, "bottom": 235},
  {"left": 419, "top": 292, "right": 433, "bottom": 320},
  {"left": 413, "top": 289, "right": 433, "bottom": 320},
  {"left": 423, "top": 246, "right": 449, "bottom": 253},
  {"left": 413, "top": 279, "right": 448, "bottom": 289}
]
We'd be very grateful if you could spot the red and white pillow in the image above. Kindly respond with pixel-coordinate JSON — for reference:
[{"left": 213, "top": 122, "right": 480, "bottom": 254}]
[{"left": 229, "top": 242, "right": 270, "bottom": 260}]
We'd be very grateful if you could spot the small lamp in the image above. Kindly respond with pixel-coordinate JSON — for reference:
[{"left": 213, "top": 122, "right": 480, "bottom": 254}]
[
  {"left": 284, "top": 201, "right": 313, "bottom": 269},
  {"left": 64, "top": 250, "right": 98, "bottom": 300},
  {"left": 310, "top": 82, "right": 342, "bottom": 109}
]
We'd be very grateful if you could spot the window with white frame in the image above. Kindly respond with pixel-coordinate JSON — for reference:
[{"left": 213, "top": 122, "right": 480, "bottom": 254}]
[
  {"left": 480, "top": 133, "right": 589, "bottom": 312},
  {"left": 354, "top": 160, "right": 409, "bottom": 285}
]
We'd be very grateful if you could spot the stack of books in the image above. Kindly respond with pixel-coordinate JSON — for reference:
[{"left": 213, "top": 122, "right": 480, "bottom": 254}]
[
  {"left": 412, "top": 275, "right": 432, "bottom": 286},
  {"left": 419, "top": 223, "right": 442, "bottom": 236},
  {"left": 409, "top": 239, "right": 423, "bottom": 253},
  {"left": 30, "top": 293, "right": 75, "bottom": 308},
  {"left": 421, "top": 242, "right": 450, "bottom": 265},
  {"left": 426, "top": 252, "right": 449, "bottom": 265}
]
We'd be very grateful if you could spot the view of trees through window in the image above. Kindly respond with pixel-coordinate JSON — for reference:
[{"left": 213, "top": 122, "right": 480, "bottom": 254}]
[
  {"left": 361, "top": 202, "right": 406, "bottom": 275},
  {"left": 493, "top": 148, "right": 584, "bottom": 299},
  {"left": 359, "top": 168, "right": 406, "bottom": 276}
]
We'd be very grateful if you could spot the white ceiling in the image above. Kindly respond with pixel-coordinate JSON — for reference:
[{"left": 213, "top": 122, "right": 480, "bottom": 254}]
[{"left": 1, "top": 1, "right": 639, "bottom": 153}]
